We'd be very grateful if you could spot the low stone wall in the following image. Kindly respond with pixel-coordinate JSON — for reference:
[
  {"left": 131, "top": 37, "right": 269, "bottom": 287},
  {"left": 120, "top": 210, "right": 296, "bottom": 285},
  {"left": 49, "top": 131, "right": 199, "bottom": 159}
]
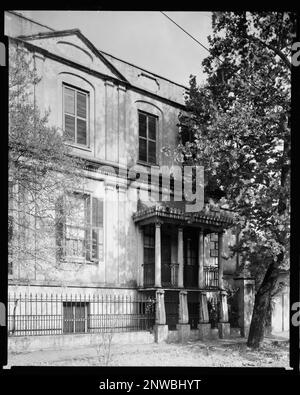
[{"left": 9, "top": 331, "right": 154, "bottom": 353}]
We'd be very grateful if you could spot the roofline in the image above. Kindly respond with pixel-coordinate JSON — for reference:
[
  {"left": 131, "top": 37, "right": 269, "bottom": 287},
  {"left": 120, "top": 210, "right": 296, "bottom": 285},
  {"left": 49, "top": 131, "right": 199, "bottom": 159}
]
[
  {"left": 17, "top": 29, "right": 129, "bottom": 83},
  {"left": 8, "top": 11, "right": 190, "bottom": 91},
  {"left": 100, "top": 50, "right": 189, "bottom": 91},
  {"left": 7, "top": 10, "right": 55, "bottom": 32},
  {"left": 9, "top": 36, "right": 187, "bottom": 110}
]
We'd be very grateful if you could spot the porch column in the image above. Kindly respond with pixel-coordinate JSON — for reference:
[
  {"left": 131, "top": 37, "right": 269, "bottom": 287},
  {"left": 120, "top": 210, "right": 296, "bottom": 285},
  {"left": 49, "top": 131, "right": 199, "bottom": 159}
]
[
  {"left": 177, "top": 290, "right": 190, "bottom": 342},
  {"left": 198, "top": 291, "right": 211, "bottom": 340},
  {"left": 218, "top": 231, "right": 224, "bottom": 289},
  {"left": 155, "top": 222, "right": 162, "bottom": 288},
  {"left": 154, "top": 289, "right": 168, "bottom": 342},
  {"left": 155, "top": 289, "right": 166, "bottom": 324},
  {"left": 218, "top": 290, "right": 230, "bottom": 338},
  {"left": 138, "top": 226, "right": 144, "bottom": 287},
  {"left": 198, "top": 230, "right": 204, "bottom": 289},
  {"left": 177, "top": 227, "right": 184, "bottom": 288},
  {"left": 178, "top": 290, "right": 189, "bottom": 324}
]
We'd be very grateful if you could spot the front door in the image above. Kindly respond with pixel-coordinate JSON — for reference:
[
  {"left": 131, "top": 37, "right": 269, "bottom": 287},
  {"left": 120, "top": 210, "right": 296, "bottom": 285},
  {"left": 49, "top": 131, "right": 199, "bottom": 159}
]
[{"left": 165, "top": 291, "right": 179, "bottom": 330}]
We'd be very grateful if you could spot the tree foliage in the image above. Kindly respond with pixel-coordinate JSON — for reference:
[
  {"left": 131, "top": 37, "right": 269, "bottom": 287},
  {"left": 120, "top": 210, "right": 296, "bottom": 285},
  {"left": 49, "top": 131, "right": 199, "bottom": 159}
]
[
  {"left": 176, "top": 12, "right": 294, "bottom": 347},
  {"left": 8, "top": 42, "right": 85, "bottom": 276}
]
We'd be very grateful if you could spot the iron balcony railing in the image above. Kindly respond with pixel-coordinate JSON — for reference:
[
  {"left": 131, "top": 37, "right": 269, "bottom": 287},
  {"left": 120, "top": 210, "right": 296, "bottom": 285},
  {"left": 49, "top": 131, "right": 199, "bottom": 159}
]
[
  {"left": 143, "top": 263, "right": 179, "bottom": 287},
  {"left": 143, "top": 264, "right": 219, "bottom": 289}
]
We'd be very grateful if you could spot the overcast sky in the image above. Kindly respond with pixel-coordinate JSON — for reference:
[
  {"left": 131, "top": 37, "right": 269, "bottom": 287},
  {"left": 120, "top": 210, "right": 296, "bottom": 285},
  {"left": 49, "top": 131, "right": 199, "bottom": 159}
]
[{"left": 17, "top": 11, "right": 213, "bottom": 87}]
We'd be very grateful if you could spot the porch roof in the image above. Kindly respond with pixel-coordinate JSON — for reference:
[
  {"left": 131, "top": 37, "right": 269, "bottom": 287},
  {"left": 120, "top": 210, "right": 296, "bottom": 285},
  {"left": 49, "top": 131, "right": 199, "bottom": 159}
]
[{"left": 133, "top": 203, "right": 234, "bottom": 230}]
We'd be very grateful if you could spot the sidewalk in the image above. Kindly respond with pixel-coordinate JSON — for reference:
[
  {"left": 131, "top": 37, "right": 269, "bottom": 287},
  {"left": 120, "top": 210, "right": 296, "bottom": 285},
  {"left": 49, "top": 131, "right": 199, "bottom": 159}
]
[{"left": 6, "top": 335, "right": 290, "bottom": 368}]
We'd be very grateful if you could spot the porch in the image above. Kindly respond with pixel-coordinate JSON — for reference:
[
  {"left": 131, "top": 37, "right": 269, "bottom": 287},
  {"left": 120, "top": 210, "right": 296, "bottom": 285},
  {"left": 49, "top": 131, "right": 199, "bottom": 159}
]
[
  {"left": 133, "top": 203, "right": 234, "bottom": 341},
  {"left": 133, "top": 203, "right": 233, "bottom": 291}
]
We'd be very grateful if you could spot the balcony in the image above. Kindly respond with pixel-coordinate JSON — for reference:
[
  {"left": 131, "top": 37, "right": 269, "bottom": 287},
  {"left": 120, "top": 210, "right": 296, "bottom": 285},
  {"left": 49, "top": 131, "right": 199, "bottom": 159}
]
[
  {"left": 143, "top": 263, "right": 179, "bottom": 288},
  {"left": 143, "top": 263, "right": 219, "bottom": 289}
]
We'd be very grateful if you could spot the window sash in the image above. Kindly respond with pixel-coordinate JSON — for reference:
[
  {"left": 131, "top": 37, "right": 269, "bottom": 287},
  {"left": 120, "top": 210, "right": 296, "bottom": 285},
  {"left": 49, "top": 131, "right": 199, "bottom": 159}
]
[
  {"left": 63, "top": 85, "right": 89, "bottom": 146},
  {"left": 138, "top": 111, "right": 157, "bottom": 164},
  {"left": 59, "top": 194, "right": 103, "bottom": 263}
]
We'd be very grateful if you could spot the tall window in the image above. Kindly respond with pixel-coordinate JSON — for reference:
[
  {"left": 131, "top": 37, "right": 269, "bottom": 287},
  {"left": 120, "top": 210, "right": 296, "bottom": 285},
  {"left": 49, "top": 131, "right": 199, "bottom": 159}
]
[
  {"left": 186, "top": 238, "right": 197, "bottom": 266},
  {"left": 56, "top": 193, "right": 103, "bottom": 263},
  {"left": 138, "top": 111, "right": 157, "bottom": 164},
  {"left": 209, "top": 233, "right": 219, "bottom": 258},
  {"left": 143, "top": 225, "right": 155, "bottom": 266},
  {"left": 63, "top": 84, "right": 89, "bottom": 146}
]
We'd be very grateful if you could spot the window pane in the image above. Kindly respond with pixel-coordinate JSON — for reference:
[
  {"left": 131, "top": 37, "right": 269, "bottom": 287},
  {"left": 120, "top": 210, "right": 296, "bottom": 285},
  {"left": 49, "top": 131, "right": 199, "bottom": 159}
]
[
  {"left": 148, "top": 116, "right": 156, "bottom": 140},
  {"left": 77, "top": 118, "right": 87, "bottom": 145},
  {"left": 148, "top": 140, "right": 156, "bottom": 164},
  {"left": 66, "top": 194, "right": 86, "bottom": 227},
  {"left": 92, "top": 197, "right": 103, "bottom": 227},
  {"left": 139, "top": 138, "right": 147, "bottom": 162},
  {"left": 92, "top": 228, "right": 99, "bottom": 259},
  {"left": 65, "top": 115, "right": 75, "bottom": 141},
  {"left": 64, "top": 87, "right": 75, "bottom": 115},
  {"left": 139, "top": 112, "right": 147, "bottom": 138},
  {"left": 77, "top": 91, "right": 87, "bottom": 119},
  {"left": 63, "top": 303, "right": 74, "bottom": 333}
]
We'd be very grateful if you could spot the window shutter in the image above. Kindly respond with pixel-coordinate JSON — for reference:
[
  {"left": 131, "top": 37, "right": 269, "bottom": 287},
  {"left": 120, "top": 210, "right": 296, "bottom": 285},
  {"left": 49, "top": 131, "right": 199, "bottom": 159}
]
[
  {"left": 64, "top": 87, "right": 75, "bottom": 115},
  {"left": 77, "top": 118, "right": 87, "bottom": 145},
  {"left": 55, "top": 196, "right": 65, "bottom": 261},
  {"left": 91, "top": 197, "right": 103, "bottom": 260},
  {"left": 85, "top": 196, "right": 91, "bottom": 261},
  {"left": 148, "top": 141, "right": 156, "bottom": 164},
  {"left": 92, "top": 197, "right": 103, "bottom": 227},
  {"left": 139, "top": 138, "right": 147, "bottom": 162},
  {"left": 8, "top": 215, "right": 13, "bottom": 243},
  {"left": 77, "top": 92, "right": 87, "bottom": 119},
  {"left": 148, "top": 116, "right": 156, "bottom": 140},
  {"left": 138, "top": 111, "right": 157, "bottom": 163},
  {"left": 65, "top": 115, "right": 75, "bottom": 141},
  {"left": 139, "top": 112, "right": 147, "bottom": 137}
]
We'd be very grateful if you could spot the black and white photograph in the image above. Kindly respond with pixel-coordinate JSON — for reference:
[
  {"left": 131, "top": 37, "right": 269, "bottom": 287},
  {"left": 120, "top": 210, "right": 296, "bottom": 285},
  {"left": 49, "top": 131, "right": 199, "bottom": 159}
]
[{"left": 0, "top": 8, "right": 299, "bottom": 380}]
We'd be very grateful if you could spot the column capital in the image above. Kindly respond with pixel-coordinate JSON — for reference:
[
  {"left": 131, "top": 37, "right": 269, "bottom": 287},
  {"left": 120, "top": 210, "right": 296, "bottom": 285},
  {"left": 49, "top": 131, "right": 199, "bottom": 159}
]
[
  {"left": 179, "top": 290, "right": 188, "bottom": 296},
  {"left": 154, "top": 220, "right": 163, "bottom": 227},
  {"left": 105, "top": 80, "right": 115, "bottom": 87},
  {"left": 117, "top": 84, "right": 127, "bottom": 92}
]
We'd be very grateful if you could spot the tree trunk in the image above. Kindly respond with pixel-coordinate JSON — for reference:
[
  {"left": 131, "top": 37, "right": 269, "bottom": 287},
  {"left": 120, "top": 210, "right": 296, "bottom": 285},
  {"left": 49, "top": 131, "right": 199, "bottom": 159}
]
[
  {"left": 247, "top": 286, "right": 271, "bottom": 348},
  {"left": 247, "top": 260, "right": 280, "bottom": 348}
]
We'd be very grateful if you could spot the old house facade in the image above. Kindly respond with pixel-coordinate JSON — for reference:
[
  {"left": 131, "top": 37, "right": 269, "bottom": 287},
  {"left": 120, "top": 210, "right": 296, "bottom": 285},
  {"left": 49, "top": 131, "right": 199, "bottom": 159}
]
[{"left": 6, "top": 11, "right": 286, "bottom": 349}]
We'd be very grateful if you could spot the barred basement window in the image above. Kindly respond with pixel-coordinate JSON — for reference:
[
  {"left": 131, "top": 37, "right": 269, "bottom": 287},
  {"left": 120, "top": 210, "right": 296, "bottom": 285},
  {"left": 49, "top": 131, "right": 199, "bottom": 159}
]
[
  {"left": 63, "top": 84, "right": 89, "bottom": 146},
  {"left": 63, "top": 302, "right": 90, "bottom": 333},
  {"left": 138, "top": 111, "right": 157, "bottom": 164}
]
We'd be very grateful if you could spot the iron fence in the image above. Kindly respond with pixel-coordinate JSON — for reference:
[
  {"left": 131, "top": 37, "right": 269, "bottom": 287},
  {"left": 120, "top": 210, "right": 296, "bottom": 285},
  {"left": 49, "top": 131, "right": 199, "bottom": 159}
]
[{"left": 8, "top": 293, "right": 155, "bottom": 336}]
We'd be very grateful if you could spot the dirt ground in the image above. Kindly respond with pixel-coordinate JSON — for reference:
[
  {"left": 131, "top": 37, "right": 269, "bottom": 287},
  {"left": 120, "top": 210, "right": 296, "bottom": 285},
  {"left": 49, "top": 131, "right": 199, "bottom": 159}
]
[{"left": 7, "top": 336, "right": 290, "bottom": 368}]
